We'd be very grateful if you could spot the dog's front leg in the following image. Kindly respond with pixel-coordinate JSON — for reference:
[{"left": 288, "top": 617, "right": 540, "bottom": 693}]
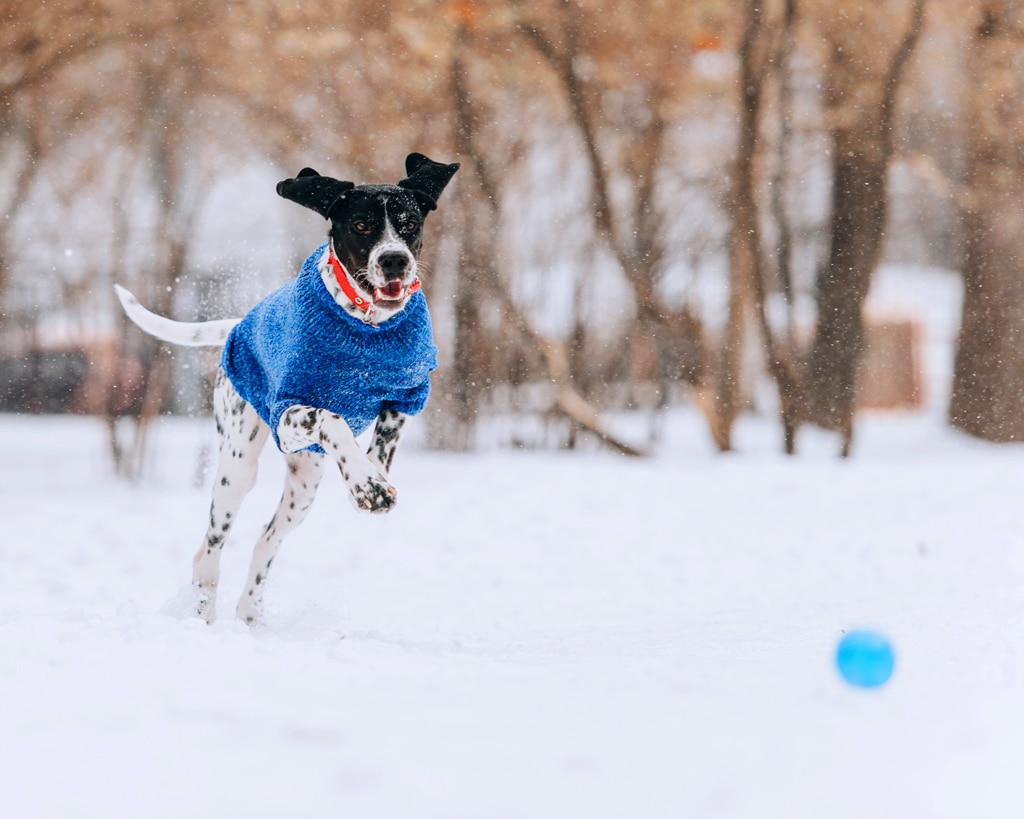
[
  {"left": 278, "top": 406, "right": 397, "bottom": 513},
  {"left": 367, "top": 409, "right": 409, "bottom": 475}
]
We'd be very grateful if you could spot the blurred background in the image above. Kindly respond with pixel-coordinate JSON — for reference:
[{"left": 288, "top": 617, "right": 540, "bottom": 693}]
[{"left": 2, "top": 0, "right": 1022, "bottom": 473}]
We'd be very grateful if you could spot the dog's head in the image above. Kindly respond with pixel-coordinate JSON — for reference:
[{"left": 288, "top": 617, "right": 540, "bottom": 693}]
[{"left": 277, "top": 153, "right": 459, "bottom": 313}]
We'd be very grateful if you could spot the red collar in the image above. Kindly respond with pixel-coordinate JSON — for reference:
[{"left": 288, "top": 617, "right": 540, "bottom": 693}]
[{"left": 328, "top": 250, "right": 420, "bottom": 316}]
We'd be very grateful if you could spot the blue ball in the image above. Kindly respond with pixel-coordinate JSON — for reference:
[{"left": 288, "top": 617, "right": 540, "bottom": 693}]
[{"left": 836, "top": 629, "right": 895, "bottom": 688}]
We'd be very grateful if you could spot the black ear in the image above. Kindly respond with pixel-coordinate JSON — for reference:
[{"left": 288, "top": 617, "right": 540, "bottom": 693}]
[
  {"left": 276, "top": 168, "right": 355, "bottom": 218},
  {"left": 398, "top": 153, "right": 460, "bottom": 212}
]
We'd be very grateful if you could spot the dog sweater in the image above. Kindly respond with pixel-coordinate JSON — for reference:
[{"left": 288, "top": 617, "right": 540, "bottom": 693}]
[{"left": 222, "top": 244, "right": 437, "bottom": 452}]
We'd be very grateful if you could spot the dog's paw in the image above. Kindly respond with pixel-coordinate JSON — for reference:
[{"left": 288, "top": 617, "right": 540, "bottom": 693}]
[
  {"left": 194, "top": 584, "right": 217, "bottom": 624},
  {"left": 349, "top": 474, "right": 398, "bottom": 514},
  {"left": 236, "top": 600, "right": 264, "bottom": 628},
  {"left": 339, "top": 458, "right": 397, "bottom": 514}
]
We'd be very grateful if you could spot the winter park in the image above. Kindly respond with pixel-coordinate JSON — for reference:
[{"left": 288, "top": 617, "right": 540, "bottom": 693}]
[{"left": 5, "top": 1, "right": 1024, "bottom": 817}]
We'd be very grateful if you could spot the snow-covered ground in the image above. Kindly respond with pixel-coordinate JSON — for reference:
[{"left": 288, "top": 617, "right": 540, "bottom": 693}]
[
  {"left": 0, "top": 257, "right": 1018, "bottom": 818},
  {"left": 3, "top": 402, "right": 1024, "bottom": 818}
]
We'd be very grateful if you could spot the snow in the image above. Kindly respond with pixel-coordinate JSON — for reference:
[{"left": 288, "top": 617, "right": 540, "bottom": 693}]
[{"left": 3, "top": 404, "right": 1024, "bottom": 818}]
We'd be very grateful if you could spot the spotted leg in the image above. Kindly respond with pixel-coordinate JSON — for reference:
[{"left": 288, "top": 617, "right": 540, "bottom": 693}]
[
  {"left": 367, "top": 408, "right": 409, "bottom": 476},
  {"left": 277, "top": 406, "right": 398, "bottom": 513},
  {"left": 235, "top": 450, "right": 326, "bottom": 626},
  {"left": 193, "top": 371, "right": 271, "bottom": 623}
]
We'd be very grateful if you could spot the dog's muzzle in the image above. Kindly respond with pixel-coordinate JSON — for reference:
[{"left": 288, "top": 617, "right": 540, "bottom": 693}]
[{"left": 329, "top": 250, "right": 420, "bottom": 315}]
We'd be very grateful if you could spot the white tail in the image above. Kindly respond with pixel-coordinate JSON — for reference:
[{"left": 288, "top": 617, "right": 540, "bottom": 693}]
[{"left": 114, "top": 285, "right": 241, "bottom": 347}]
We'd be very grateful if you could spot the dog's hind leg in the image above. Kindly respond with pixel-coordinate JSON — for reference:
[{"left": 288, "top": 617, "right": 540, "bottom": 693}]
[
  {"left": 235, "top": 449, "right": 325, "bottom": 626},
  {"left": 193, "top": 370, "right": 270, "bottom": 623}
]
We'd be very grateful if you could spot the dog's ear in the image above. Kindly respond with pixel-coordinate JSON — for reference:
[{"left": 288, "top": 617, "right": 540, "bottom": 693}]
[
  {"left": 398, "top": 153, "right": 460, "bottom": 212},
  {"left": 276, "top": 169, "right": 356, "bottom": 219}
]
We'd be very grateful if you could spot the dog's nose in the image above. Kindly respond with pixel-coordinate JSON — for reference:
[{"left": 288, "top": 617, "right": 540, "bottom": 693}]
[{"left": 378, "top": 252, "right": 410, "bottom": 279}]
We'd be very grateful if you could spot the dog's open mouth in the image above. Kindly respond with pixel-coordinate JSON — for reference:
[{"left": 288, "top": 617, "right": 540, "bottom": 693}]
[{"left": 373, "top": 280, "right": 407, "bottom": 303}]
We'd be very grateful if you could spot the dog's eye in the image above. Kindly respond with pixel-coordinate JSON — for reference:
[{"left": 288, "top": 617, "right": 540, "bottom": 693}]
[
  {"left": 352, "top": 220, "right": 373, "bottom": 234},
  {"left": 400, "top": 221, "right": 421, "bottom": 234}
]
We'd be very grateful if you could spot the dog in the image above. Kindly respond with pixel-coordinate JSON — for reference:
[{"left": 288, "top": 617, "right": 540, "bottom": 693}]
[{"left": 116, "top": 152, "right": 459, "bottom": 625}]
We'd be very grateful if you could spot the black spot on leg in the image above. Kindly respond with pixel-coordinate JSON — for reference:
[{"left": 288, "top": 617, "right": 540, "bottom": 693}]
[
  {"left": 249, "top": 426, "right": 259, "bottom": 442},
  {"left": 255, "top": 573, "right": 263, "bottom": 585},
  {"left": 369, "top": 410, "right": 405, "bottom": 468},
  {"left": 221, "top": 476, "right": 230, "bottom": 486}
]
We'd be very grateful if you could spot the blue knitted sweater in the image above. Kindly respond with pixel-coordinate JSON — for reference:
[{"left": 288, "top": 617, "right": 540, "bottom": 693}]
[{"left": 222, "top": 244, "right": 437, "bottom": 452}]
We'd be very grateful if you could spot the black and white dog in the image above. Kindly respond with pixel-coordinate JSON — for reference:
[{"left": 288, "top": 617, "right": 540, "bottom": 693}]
[{"left": 116, "top": 153, "right": 459, "bottom": 625}]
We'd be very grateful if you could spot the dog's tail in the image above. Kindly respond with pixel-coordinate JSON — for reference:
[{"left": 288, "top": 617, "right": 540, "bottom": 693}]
[{"left": 114, "top": 285, "right": 241, "bottom": 347}]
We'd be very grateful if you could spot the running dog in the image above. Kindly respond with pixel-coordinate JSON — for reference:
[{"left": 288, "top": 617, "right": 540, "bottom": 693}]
[{"left": 116, "top": 153, "right": 459, "bottom": 625}]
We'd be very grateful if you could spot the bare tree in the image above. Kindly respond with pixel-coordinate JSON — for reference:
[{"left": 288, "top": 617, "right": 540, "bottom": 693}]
[
  {"left": 713, "top": 0, "right": 774, "bottom": 452},
  {"left": 720, "top": 0, "right": 927, "bottom": 456},
  {"left": 448, "top": 19, "right": 645, "bottom": 455},
  {"left": 949, "top": 0, "right": 1024, "bottom": 441},
  {"left": 511, "top": 0, "right": 715, "bottom": 441},
  {"left": 802, "top": 0, "right": 927, "bottom": 455}
]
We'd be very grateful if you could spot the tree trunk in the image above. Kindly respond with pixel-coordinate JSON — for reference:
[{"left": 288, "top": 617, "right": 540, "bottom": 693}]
[
  {"left": 712, "top": 0, "right": 768, "bottom": 452},
  {"left": 803, "top": 0, "right": 925, "bottom": 456},
  {"left": 951, "top": 210, "right": 1024, "bottom": 440},
  {"left": 804, "top": 139, "right": 888, "bottom": 448},
  {"left": 950, "top": 2, "right": 1024, "bottom": 441}
]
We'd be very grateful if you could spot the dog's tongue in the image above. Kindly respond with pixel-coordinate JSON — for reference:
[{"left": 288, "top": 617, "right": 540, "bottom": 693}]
[{"left": 375, "top": 280, "right": 405, "bottom": 300}]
